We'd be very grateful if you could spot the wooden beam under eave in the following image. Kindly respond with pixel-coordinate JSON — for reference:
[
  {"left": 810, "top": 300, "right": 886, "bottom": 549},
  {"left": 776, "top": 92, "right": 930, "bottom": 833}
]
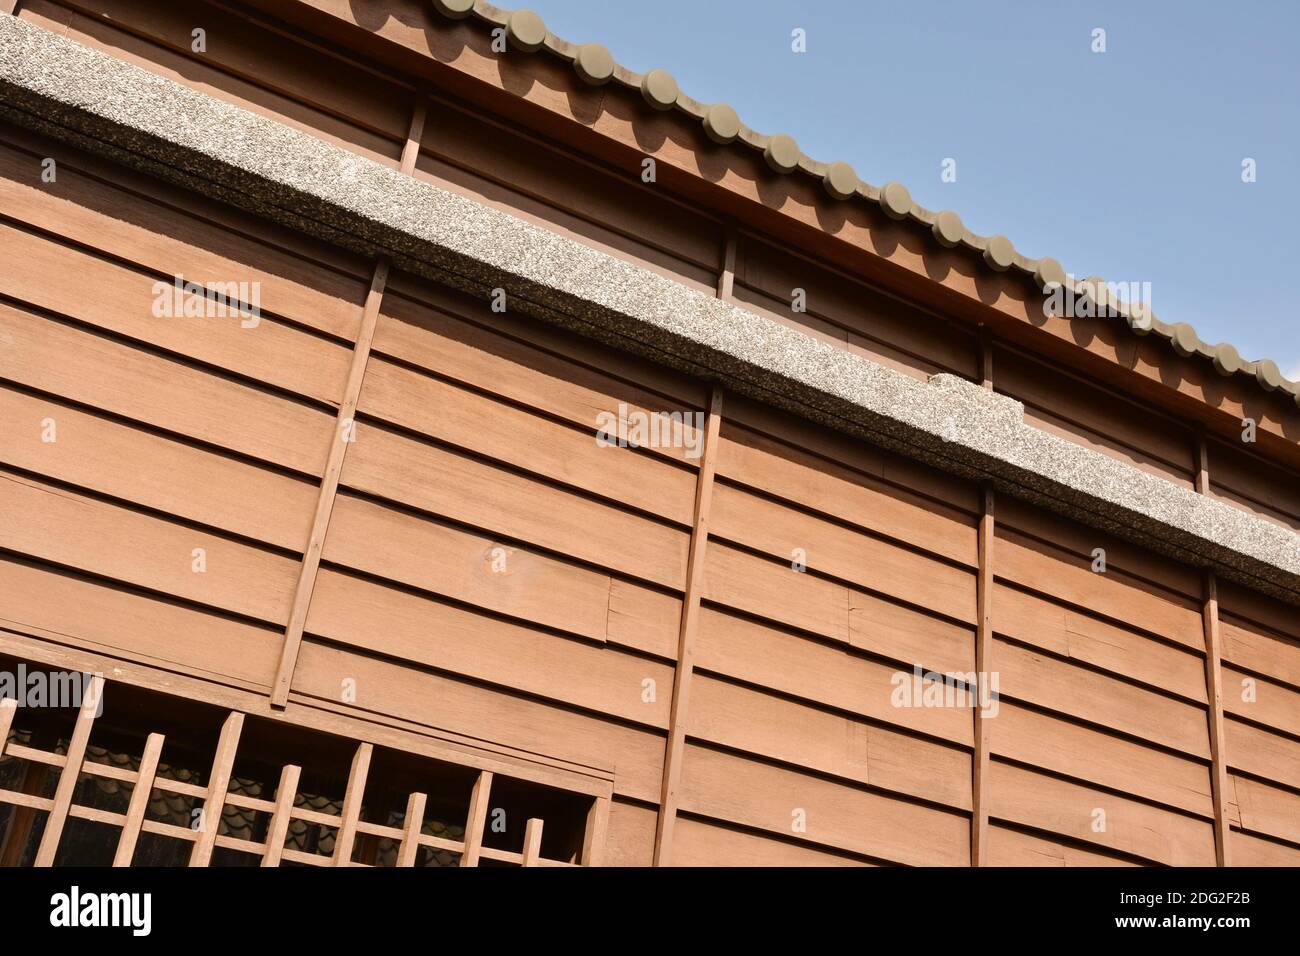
[{"left": 653, "top": 384, "right": 724, "bottom": 867}]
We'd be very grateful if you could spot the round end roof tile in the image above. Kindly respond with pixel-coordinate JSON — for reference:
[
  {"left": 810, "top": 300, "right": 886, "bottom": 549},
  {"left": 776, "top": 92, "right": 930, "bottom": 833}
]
[
  {"left": 878, "top": 181, "right": 912, "bottom": 220},
  {"left": 640, "top": 68, "right": 679, "bottom": 110},
  {"left": 702, "top": 103, "right": 741, "bottom": 143},
  {"left": 984, "top": 235, "right": 1015, "bottom": 271},
  {"left": 933, "top": 210, "right": 964, "bottom": 247},
  {"left": 764, "top": 134, "right": 801, "bottom": 173},
  {"left": 574, "top": 43, "right": 615, "bottom": 84},
  {"left": 823, "top": 160, "right": 858, "bottom": 199},
  {"left": 506, "top": 9, "right": 547, "bottom": 51}
]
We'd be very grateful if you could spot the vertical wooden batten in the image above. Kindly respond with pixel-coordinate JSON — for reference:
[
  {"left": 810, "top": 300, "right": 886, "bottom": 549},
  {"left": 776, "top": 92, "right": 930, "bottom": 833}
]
[
  {"left": 581, "top": 795, "right": 610, "bottom": 866},
  {"left": 396, "top": 791, "right": 428, "bottom": 867},
  {"left": 189, "top": 710, "right": 244, "bottom": 867},
  {"left": 261, "top": 763, "right": 301, "bottom": 867},
  {"left": 979, "top": 324, "right": 993, "bottom": 390},
  {"left": 1195, "top": 428, "right": 1210, "bottom": 495},
  {"left": 460, "top": 770, "right": 493, "bottom": 867},
  {"left": 972, "top": 486, "right": 994, "bottom": 866},
  {"left": 970, "top": 325, "right": 995, "bottom": 866},
  {"left": 1202, "top": 571, "right": 1232, "bottom": 866},
  {"left": 112, "top": 731, "right": 164, "bottom": 867},
  {"left": 332, "top": 741, "right": 373, "bottom": 866},
  {"left": 270, "top": 89, "right": 430, "bottom": 707},
  {"left": 34, "top": 674, "right": 102, "bottom": 867},
  {"left": 521, "top": 817, "right": 544, "bottom": 867},
  {"left": 716, "top": 225, "right": 737, "bottom": 300},
  {"left": 653, "top": 383, "right": 724, "bottom": 866},
  {"left": 270, "top": 258, "right": 388, "bottom": 706},
  {"left": 1195, "top": 430, "right": 1231, "bottom": 865}
]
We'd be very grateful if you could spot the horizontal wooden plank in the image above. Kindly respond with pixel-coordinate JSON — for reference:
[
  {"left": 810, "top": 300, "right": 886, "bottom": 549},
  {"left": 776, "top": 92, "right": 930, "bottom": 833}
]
[
  {"left": 340, "top": 422, "right": 689, "bottom": 590},
  {"left": 1229, "top": 829, "right": 1300, "bottom": 866},
  {"left": 672, "top": 816, "right": 871, "bottom": 867},
  {"left": 420, "top": 97, "right": 721, "bottom": 272},
  {"left": 1221, "top": 665, "right": 1300, "bottom": 738},
  {"left": 303, "top": 568, "right": 672, "bottom": 728},
  {"left": 694, "top": 606, "right": 973, "bottom": 747},
  {"left": 323, "top": 493, "right": 611, "bottom": 643},
  {"left": 992, "top": 582, "right": 1206, "bottom": 700},
  {"left": 732, "top": 282, "right": 934, "bottom": 383},
  {"left": 0, "top": 140, "right": 367, "bottom": 341},
  {"left": 1230, "top": 774, "right": 1300, "bottom": 845},
  {"left": 985, "top": 824, "right": 1140, "bottom": 867},
  {"left": 996, "top": 529, "right": 1203, "bottom": 646},
  {"left": 417, "top": 153, "right": 716, "bottom": 294},
  {"left": 359, "top": 356, "right": 695, "bottom": 525},
  {"left": 988, "top": 760, "right": 1216, "bottom": 866},
  {"left": 987, "top": 702, "right": 1214, "bottom": 817},
  {"left": 376, "top": 280, "right": 707, "bottom": 432},
  {"left": 702, "top": 543, "right": 849, "bottom": 643},
  {"left": 678, "top": 743, "right": 970, "bottom": 866},
  {"left": 1223, "top": 719, "right": 1300, "bottom": 791},
  {"left": 848, "top": 588, "right": 975, "bottom": 675},
  {"left": 0, "top": 222, "right": 351, "bottom": 404},
  {"left": 0, "top": 385, "right": 317, "bottom": 552},
  {"left": 0, "top": 555, "right": 278, "bottom": 687},
  {"left": 722, "top": 392, "right": 978, "bottom": 514},
  {"left": 56, "top": 0, "right": 411, "bottom": 141},
  {"left": 991, "top": 638, "right": 1210, "bottom": 759},
  {"left": 0, "top": 471, "right": 298, "bottom": 625},
  {"left": 607, "top": 579, "right": 681, "bottom": 662},
  {"left": 710, "top": 483, "right": 976, "bottom": 624},
  {"left": 687, "top": 673, "right": 971, "bottom": 811},
  {"left": 995, "top": 344, "right": 1194, "bottom": 480},
  {"left": 1208, "top": 436, "right": 1300, "bottom": 524},
  {"left": 291, "top": 642, "right": 664, "bottom": 802},
  {"left": 1219, "top": 613, "right": 1300, "bottom": 690},
  {"left": 738, "top": 235, "right": 979, "bottom": 378},
  {"left": 715, "top": 423, "right": 977, "bottom": 566},
  {"left": 997, "top": 496, "right": 1202, "bottom": 601},
  {"left": 0, "top": 303, "right": 334, "bottom": 475}
]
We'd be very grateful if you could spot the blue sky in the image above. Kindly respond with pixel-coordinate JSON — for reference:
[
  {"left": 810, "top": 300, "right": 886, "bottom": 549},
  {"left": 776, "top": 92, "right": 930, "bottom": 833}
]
[{"left": 528, "top": 0, "right": 1300, "bottom": 377}]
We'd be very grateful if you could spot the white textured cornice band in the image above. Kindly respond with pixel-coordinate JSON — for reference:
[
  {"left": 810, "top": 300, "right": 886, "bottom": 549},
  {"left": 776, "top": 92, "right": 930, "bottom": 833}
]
[{"left": 2, "top": 13, "right": 1298, "bottom": 604}]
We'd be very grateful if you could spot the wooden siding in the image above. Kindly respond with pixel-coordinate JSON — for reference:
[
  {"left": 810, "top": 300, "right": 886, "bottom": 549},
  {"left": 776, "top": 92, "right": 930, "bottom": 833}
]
[{"left": 2, "top": 4, "right": 1300, "bottom": 868}]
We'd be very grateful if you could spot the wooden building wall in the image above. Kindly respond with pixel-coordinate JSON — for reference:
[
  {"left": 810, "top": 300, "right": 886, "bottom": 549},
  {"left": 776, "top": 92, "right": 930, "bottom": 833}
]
[{"left": 1, "top": 0, "right": 1299, "bottom": 867}]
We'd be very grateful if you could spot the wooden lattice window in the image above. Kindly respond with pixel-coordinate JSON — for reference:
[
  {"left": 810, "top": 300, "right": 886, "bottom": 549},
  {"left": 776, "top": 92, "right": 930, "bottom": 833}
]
[{"left": 0, "top": 667, "right": 604, "bottom": 867}]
